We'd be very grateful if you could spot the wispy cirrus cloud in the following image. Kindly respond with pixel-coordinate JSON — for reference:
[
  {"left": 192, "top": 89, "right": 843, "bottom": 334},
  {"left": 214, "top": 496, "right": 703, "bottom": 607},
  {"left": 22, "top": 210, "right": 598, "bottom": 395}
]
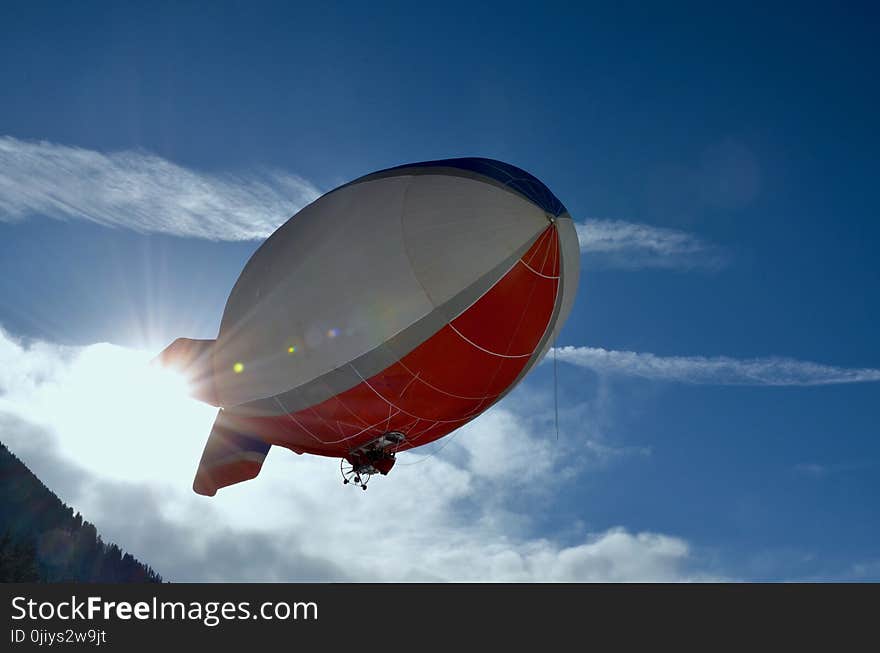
[
  {"left": 575, "top": 219, "right": 725, "bottom": 269},
  {"left": 0, "top": 136, "right": 319, "bottom": 240},
  {"left": 555, "top": 345, "right": 880, "bottom": 386}
]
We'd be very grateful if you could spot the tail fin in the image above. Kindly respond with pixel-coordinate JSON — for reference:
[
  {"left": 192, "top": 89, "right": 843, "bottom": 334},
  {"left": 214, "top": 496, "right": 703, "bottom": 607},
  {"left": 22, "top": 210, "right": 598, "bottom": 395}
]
[
  {"left": 193, "top": 410, "right": 271, "bottom": 496},
  {"left": 154, "top": 337, "right": 219, "bottom": 406}
]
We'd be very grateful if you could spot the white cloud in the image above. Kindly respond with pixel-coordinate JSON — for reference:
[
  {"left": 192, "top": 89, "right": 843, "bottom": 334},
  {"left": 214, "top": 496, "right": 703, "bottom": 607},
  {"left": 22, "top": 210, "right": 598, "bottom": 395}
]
[
  {"left": 555, "top": 345, "right": 880, "bottom": 386},
  {"left": 0, "top": 326, "right": 717, "bottom": 582},
  {"left": 0, "top": 136, "right": 319, "bottom": 240},
  {"left": 576, "top": 219, "right": 724, "bottom": 269}
]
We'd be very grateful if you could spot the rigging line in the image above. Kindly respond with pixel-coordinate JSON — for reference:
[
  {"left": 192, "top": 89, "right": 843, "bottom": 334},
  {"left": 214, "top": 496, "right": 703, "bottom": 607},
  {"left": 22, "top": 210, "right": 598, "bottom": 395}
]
[
  {"left": 553, "top": 340, "right": 560, "bottom": 442},
  {"left": 273, "top": 394, "right": 399, "bottom": 446},
  {"left": 395, "top": 427, "right": 465, "bottom": 466}
]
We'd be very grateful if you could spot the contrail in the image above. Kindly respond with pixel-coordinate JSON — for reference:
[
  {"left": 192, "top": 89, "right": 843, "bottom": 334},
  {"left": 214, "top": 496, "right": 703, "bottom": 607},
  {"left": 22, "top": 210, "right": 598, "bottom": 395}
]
[{"left": 555, "top": 345, "right": 880, "bottom": 386}]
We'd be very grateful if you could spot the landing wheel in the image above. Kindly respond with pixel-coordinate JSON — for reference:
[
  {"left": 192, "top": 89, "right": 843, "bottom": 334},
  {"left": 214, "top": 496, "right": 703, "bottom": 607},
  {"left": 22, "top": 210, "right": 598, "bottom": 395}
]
[
  {"left": 340, "top": 459, "right": 372, "bottom": 489},
  {"left": 340, "top": 459, "right": 356, "bottom": 486}
]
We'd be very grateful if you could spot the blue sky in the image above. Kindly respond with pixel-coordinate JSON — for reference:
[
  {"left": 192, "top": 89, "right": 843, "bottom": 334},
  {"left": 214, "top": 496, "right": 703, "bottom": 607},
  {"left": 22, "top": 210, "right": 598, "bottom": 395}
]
[{"left": 0, "top": 2, "right": 878, "bottom": 581}]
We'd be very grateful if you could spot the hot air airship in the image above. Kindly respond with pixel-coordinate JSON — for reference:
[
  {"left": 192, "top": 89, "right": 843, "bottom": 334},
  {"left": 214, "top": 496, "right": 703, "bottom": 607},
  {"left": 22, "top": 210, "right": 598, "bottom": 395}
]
[{"left": 158, "top": 158, "right": 579, "bottom": 495}]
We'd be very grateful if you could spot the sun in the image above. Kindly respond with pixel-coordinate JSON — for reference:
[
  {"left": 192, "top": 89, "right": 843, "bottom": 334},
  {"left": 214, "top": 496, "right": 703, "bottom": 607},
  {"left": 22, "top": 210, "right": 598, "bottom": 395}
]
[{"left": 32, "top": 344, "right": 219, "bottom": 486}]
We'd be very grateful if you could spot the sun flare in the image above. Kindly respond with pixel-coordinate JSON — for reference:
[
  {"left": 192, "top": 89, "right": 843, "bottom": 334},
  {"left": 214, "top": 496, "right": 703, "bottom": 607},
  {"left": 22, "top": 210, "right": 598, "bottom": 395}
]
[{"left": 12, "top": 344, "right": 220, "bottom": 487}]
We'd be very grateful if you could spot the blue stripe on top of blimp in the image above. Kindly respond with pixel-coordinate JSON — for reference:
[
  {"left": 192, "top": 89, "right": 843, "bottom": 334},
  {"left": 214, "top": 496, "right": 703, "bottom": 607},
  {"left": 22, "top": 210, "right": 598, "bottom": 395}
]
[
  {"left": 351, "top": 157, "right": 567, "bottom": 217},
  {"left": 402, "top": 158, "right": 566, "bottom": 217}
]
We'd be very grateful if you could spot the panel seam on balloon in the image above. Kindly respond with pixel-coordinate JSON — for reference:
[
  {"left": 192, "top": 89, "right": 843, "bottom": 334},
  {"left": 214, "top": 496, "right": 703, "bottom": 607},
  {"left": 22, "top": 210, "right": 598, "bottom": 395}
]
[
  {"left": 449, "top": 224, "right": 556, "bottom": 360},
  {"left": 349, "top": 364, "right": 479, "bottom": 425},
  {"left": 447, "top": 324, "right": 534, "bottom": 360},
  {"left": 518, "top": 258, "right": 560, "bottom": 279},
  {"left": 393, "top": 357, "right": 498, "bottom": 401},
  {"left": 398, "top": 174, "right": 436, "bottom": 309},
  {"left": 445, "top": 226, "right": 550, "bottom": 325},
  {"left": 273, "top": 393, "right": 403, "bottom": 447}
]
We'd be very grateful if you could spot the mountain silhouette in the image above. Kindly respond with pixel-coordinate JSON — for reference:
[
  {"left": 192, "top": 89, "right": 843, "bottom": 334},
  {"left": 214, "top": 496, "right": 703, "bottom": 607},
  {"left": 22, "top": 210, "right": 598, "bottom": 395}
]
[{"left": 0, "top": 440, "right": 161, "bottom": 583}]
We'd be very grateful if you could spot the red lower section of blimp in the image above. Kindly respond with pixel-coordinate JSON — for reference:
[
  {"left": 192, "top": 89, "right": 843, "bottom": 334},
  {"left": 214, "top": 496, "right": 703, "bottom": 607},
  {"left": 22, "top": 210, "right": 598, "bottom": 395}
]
[
  {"left": 195, "top": 224, "right": 559, "bottom": 494},
  {"left": 186, "top": 222, "right": 561, "bottom": 497},
  {"left": 237, "top": 223, "right": 561, "bottom": 463}
]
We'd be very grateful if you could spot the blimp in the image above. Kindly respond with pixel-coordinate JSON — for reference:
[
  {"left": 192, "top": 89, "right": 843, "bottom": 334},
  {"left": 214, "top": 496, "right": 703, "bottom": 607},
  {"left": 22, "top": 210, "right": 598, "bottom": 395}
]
[{"left": 158, "top": 158, "right": 579, "bottom": 495}]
